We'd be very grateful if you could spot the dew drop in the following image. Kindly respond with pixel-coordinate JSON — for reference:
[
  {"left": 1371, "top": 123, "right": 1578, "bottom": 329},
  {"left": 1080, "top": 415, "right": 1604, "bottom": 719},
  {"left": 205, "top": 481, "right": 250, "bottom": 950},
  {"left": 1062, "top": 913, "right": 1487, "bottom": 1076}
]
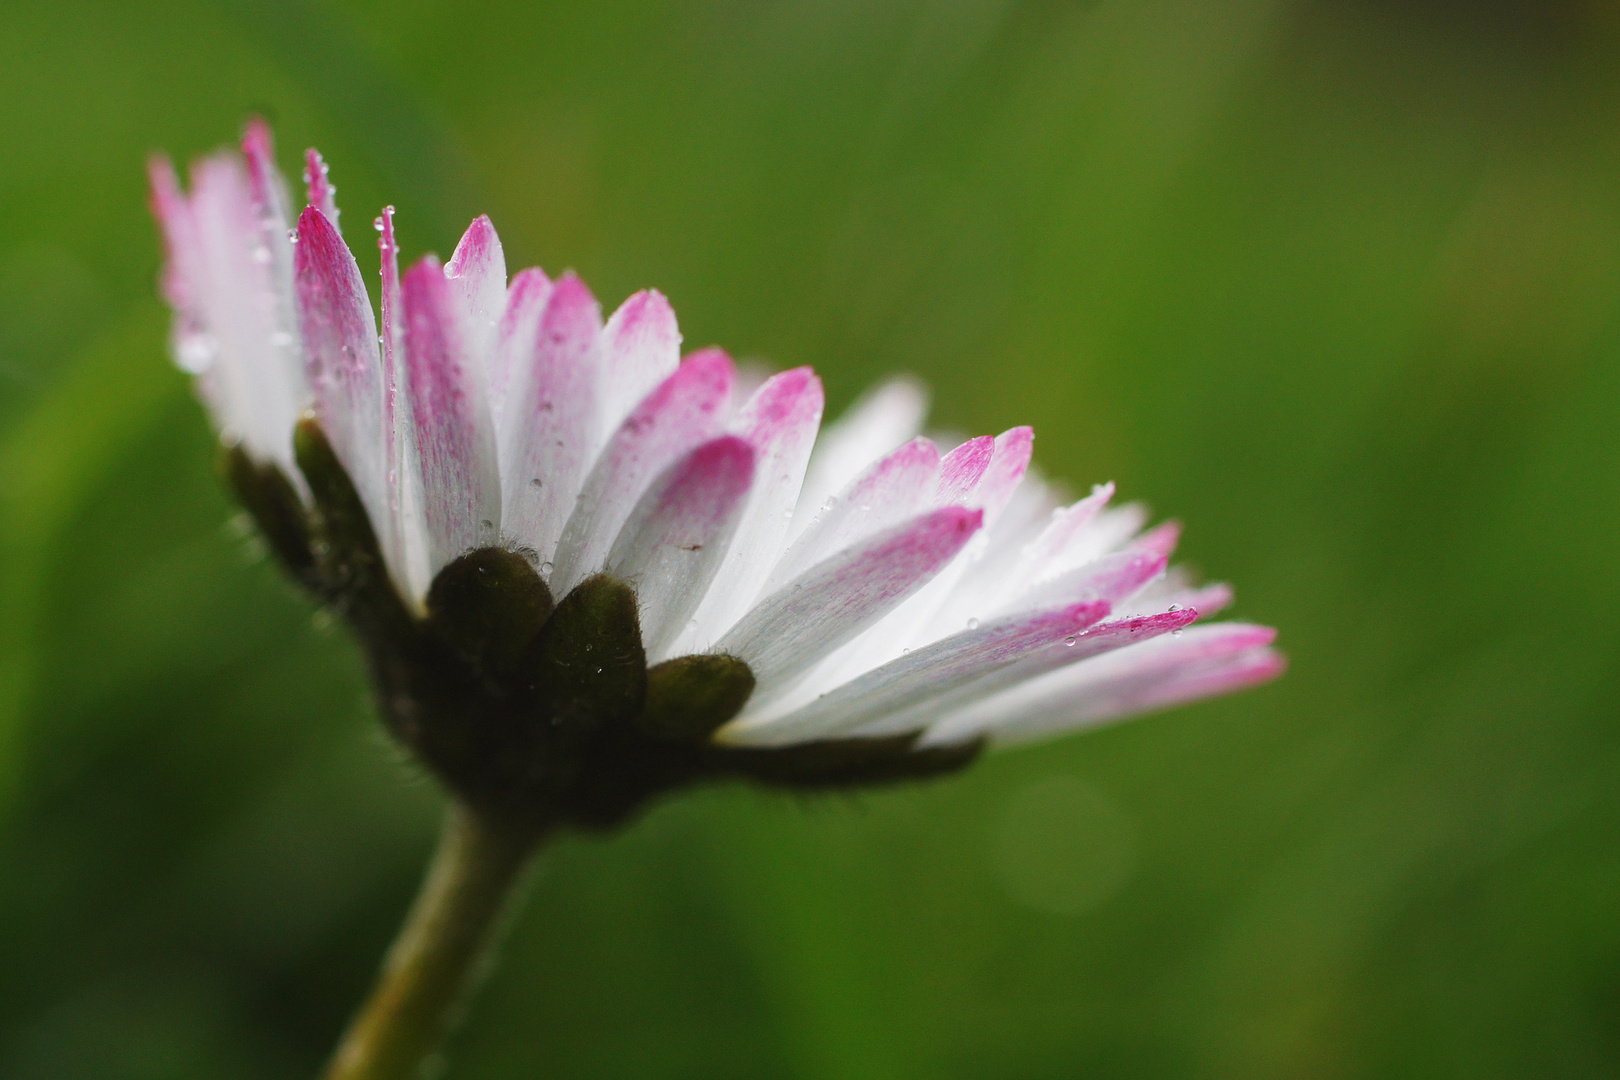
[
  {"left": 287, "top": 228, "right": 300, "bottom": 243},
  {"left": 540, "top": 561, "right": 554, "bottom": 575},
  {"left": 1171, "top": 629, "right": 1183, "bottom": 638},
  {"left": 966, "top": 617, "right": 980, "bottom": 630},
  {"left": 176, "top": 332, "right": 218, "bottom": 373},
  {"left": 686, "top": 618, "right": 699, "bottom": 632},
  {"left": 1063, "top": 635, "right": 1077, "bottom": 647},
  {"left": 374, "top": 217, "right": 385, "bottom": 232},
  {"left": 1167, "top": 604, "right": 1180, "bottom": 612}
]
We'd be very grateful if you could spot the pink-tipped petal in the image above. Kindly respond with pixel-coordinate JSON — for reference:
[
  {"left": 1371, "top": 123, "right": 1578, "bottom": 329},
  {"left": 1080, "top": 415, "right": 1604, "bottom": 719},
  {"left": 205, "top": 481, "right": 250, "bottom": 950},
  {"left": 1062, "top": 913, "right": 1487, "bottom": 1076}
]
[
  {"left": 445, "top": 215, "right": 508, "bottom": 362},
  {"left": 935, "top": 435, "right": 995, "bottom": 506},
  {"left": 720, "top": 505, "right": 984, "bottom": 695},
  {"left": 676, "top": 367, "right": 825, "bottom": 649},
  {"left": 766, "top": 436, "right": 942, "bottom": 591},
  {"left": 606, "top": 435, "right": 756, "bottom": 658},
  {"left": 374, "top": 205, "right": 421, "bottom": 594},
  {"left": 497, "top": 272, "right": 603, "bottom": 566},
  {"left": 552, "top": 349, "right": 736, "bottom": 594},
  {"left": 792, "top": 376, "right": 930, "bottom": 538},
  {"left": 240, "top": 119, "right": 294, "bottom": 231},
  {"left": 169, "top": 151, "right": 306, "bottom": 469},
  {"left": 599, "top": 289, "right": 682, "bottom": 438},
  {"left": 1002, "top": 549, "right": 1168, "bottom": 616},
  {"left": 147, "top": 156, "right": 205, "bottom": 360},
  {"left": 293, "top": 206, "right": 394, "bottom": 566},
  {"left": 975, "top": 426, "right": 1034, "bottom": 525},
  {"left": 1106, "top": 649, "right": 1286, "bottom": 722},
  {"left": 724, "top": 597, "right": 1112, "bottom": 746},
  {"left": 1133, "top": 519, "right": 1182, "bottom": 558},
  {"left": 488, "top": 267, "right": 552, "bottom": 417},
  {"left": 858, "top": 606, "right": 1200, "bottom": 738},
  {"left": 303, "top": 148, "right": 340, "bottom": 230},
  {"left": 1003, "top": 482, "right": 1116, "bottom": 588},
  {"left": 1170, "top": 582, "right": 1234, "bottom": 616},
  {"left": 925, "top": 622, "right": 1279, "bottom": 746},
  {"left": 402, "top": 255, "right": 502, "bottom": 573}
]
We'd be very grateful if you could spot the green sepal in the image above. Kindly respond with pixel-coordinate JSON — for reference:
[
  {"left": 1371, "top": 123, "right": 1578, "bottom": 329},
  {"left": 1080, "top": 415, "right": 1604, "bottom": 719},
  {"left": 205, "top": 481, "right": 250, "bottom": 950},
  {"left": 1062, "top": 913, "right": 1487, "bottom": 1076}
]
[
  {"left": 293, "top": 417, "right": 379, "bottom": 576},
  {"left": 292, "top": 417, "right": 413, "bottom": 642},
  {"left": 524, "top": 574, "right": 646, "bottom": 734},
  {"left": 221, "top": 443, "right": 316, "bottom": 582},
  {"left": 717, "top": 733, "right": 986, "bottom": 789},
  {"left": 426, "top": 548, "right": 554, "bottom": 676},
  {"left": 638, "top": 654, "right": 755, "bottom": 742}
]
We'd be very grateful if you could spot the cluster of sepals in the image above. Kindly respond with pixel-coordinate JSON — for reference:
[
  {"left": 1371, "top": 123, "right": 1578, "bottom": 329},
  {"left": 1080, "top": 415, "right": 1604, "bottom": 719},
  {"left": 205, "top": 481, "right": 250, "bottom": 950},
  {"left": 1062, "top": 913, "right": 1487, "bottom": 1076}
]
[{"left": 228, "top": 419, "right": 982, "bottom": 833}]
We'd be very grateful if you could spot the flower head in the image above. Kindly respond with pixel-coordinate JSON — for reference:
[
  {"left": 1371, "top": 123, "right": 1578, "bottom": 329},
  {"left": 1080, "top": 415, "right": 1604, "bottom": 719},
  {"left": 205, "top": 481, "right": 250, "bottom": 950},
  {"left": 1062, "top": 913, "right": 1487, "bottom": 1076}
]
[{"left": 150, "top": 123, "right": 1282, "bottom": 829}]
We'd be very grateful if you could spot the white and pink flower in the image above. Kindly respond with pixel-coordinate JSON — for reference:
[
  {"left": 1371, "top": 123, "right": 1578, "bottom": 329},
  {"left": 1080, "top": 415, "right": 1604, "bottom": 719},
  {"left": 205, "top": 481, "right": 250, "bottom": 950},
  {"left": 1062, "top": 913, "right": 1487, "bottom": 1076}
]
[{"left": 149, "top": 122, "right": 1281, "bottom": 756}]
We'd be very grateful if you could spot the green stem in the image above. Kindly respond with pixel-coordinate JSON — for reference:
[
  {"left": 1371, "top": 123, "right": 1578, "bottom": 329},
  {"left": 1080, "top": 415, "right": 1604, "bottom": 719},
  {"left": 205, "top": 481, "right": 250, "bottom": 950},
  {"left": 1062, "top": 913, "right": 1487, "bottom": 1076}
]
[{"left": 322, "top": 803, "right": 545, "bottom": 1080}]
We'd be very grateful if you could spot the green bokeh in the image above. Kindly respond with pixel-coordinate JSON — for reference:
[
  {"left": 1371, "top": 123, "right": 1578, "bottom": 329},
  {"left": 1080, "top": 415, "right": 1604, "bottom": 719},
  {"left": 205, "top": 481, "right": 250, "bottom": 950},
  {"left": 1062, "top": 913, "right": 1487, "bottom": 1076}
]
[{"left": 3, "top": 0, "right": 1619, "bottom": 1076}]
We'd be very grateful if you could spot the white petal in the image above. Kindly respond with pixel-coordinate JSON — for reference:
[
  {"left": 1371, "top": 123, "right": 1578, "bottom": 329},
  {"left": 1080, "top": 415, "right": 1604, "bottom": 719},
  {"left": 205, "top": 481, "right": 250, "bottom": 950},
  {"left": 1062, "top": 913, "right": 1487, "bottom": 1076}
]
[
  {"left": 670, "top": 367, "right": 824, "bottom": 652},
  {"left": 551, "top": 349, "right": 734, "bottom": 595},
  {"left": 718, "top": 505, "right": 983, "bottom": 697},
  {"left": 721, "top": 599, "right": 1111, "bottom": 746},
  {"left": 598, "top": 290, "right": 681, "bottom": 441},
  {"left": 292, "top": 205, "right": 394, "bottom": 574},
  {"left": 159, "top": 149, "right": 306, "bottom": 472},
  {"left": 764, "top": 436, "right": 940, "bottom": 593},
  {"left": 606, "top": 436, "right": 755, "bottom": 659},
  {"left": 853, "top": 606, "right": 1197, "bottom": 739},
  {"left": 924, "top": 623, "right": 1281, "bottom": 746},
  {"left": 790, "top": 376, "right": 928, "bottom": 541},
  {"left": 401, "top": 255, "right": 501, "bottom": 574},
  {"left": 444, "top": 215, "right": 509, "bottom": 369},
  {"left": 496, "top": 273, "right": 603, "bottom": 569},
  {"left": 488, "top": 268, "right": 552, "bottom": 423}
]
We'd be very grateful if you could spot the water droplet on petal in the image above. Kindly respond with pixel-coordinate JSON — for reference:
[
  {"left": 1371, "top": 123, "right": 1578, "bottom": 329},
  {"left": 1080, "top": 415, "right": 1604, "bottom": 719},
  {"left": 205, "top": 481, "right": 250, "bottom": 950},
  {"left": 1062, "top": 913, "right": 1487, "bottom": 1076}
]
[
  {"left": 1167, "top": 604, "right": 1180, "bottom": 612},
  {"left": 966, "top": 617, "right": 980, "bottom": 630},
  {"left": 176, "top": 332, "right": 219, "bottom": 373},
  {"left": 540, "top": 561, "right": 554, "bottom": 575},
  {"left": 1063, "top": 635, "right": 1077, "bottom": 647}
]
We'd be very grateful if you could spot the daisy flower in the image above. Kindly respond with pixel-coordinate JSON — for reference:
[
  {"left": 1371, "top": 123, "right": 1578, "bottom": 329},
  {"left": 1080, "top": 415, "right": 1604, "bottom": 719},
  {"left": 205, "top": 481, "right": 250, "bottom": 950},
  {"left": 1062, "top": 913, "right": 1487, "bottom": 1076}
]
[
  {"left": 149, "top": 122, "right": 1281, "bottom": 825},
  {"left": 149, "top": 120, "right": 1282, "bottom": 1080}
]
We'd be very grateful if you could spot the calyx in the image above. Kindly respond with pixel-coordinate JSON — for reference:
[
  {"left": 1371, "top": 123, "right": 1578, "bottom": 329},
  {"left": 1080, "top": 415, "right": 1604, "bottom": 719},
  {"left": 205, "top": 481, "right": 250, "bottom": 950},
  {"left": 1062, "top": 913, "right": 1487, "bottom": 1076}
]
[{"left": 223, "top": 418, "right": 982, "bottom": 832}]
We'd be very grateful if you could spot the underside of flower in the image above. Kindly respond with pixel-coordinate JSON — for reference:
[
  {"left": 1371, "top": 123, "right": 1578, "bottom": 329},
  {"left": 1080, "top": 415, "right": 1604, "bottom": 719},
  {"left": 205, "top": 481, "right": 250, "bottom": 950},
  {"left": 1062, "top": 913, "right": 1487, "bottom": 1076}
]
[
  {"left": 230, "top": 419, "right": 982, "bottom": 830},
  {"left": 153, "top": 122, "right": 1283, "bottom": 832}
]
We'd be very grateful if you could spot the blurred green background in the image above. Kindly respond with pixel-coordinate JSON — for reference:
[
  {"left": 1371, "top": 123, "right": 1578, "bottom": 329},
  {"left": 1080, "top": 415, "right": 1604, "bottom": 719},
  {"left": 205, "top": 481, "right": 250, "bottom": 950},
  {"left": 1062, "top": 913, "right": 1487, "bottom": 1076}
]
[{"left": 3, "top": 0, "right": 1620, "bottom": 1076}]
